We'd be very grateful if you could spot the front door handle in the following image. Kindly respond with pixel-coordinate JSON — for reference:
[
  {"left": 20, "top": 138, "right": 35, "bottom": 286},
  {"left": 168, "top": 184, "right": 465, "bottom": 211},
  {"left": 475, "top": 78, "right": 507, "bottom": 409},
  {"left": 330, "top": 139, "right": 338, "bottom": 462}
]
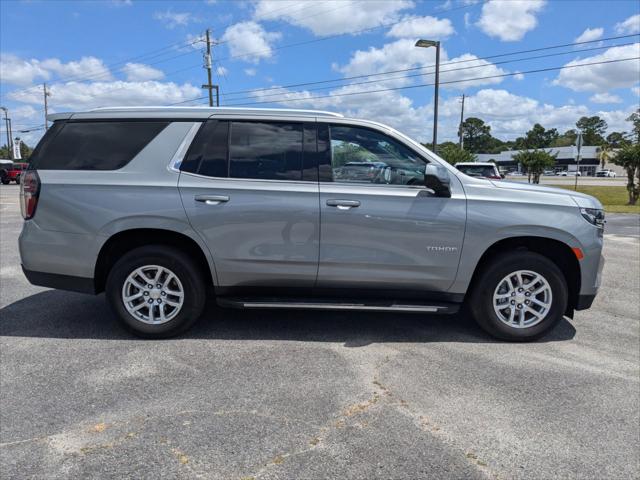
[
  {"left": 326, "top": 199, "right": 360, "bottom": 210},
  {"left": 195, "top": 194, "right": 230, "bottom": 205}
]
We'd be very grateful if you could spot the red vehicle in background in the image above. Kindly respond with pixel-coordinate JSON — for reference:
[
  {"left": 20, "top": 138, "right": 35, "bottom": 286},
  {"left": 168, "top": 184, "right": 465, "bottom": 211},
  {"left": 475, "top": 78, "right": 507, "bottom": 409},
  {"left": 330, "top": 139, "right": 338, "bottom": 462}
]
[{"left": 1, "top": 162, "right": 28, "bottom": 184}]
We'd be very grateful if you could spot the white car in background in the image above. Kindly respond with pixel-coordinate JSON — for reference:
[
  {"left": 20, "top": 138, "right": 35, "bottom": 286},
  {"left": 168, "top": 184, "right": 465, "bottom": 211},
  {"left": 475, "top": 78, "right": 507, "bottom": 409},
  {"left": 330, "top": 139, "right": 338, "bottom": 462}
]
[
  {"left": 595, "top": 169, "right": 617, "bottom": 178},
  {"left": 560, "top": 171, "right": 581, "bottom": 176}
]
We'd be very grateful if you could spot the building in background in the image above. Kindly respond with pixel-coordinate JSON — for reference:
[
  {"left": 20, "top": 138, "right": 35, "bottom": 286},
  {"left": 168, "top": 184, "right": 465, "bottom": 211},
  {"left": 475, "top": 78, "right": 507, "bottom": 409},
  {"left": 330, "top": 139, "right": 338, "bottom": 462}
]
[{"left": 475, "top": 146, "right": 623, "bottom": 176}]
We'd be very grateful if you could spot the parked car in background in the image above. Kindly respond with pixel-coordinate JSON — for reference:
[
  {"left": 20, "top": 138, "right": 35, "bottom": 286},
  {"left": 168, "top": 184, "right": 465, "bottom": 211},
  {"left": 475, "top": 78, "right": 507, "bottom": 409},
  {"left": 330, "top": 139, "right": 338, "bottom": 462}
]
[
  {"left": 507, "top": 171, "right": 525, "bottom": 176},
  {"left": 19, "top": 106, "right": 604, "bottom": 342},
  {"left": 560, "top": 170, "right": 581, "bottom": 176},
  {"left": 595, "top": 169, "right": 617, "bottom": 178},
  {"left": 454, "top": 162, "right": 503, "bottom": 179},
  {"left": 2, "top": 162, "right": 28, "bottom": 184}
]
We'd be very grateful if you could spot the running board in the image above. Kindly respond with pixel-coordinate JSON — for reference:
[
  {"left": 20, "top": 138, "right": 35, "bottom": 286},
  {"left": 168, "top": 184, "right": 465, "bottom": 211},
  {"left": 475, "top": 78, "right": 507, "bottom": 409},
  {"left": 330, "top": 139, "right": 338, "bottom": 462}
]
[{"left": 217, "top": 297, "right": 459, "bottom": 314}]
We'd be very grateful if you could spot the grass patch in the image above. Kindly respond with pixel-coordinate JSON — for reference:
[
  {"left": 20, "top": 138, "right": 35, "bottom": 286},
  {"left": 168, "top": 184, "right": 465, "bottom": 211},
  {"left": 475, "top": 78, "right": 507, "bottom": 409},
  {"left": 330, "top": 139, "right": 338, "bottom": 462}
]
[{"left": 554, "top": 186, "right": 640, "bottom": 214}]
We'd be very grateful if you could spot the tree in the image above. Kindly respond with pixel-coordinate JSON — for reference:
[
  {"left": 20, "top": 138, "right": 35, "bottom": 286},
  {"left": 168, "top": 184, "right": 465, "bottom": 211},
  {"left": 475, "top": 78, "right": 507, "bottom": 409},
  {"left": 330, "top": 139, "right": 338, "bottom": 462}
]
[
  {"left": 611, "top": 143, "right": 640, "bottom": 205},
  {"left": 598, "top": 144, "right": 612, "bottom": 170},
  {"left": 512, "top": 149, "right": 557, "bottom": 184},
  {"left": 576, "top": 116, "right": 607, "bottom": 146},
  {"left": 438, "top": 143, "right": 477, "bottom": 164},
  {"left": 552, "top": 129, "right": 578, "bottom": 147},
  {"left": 626, "top": 109, "right": 640, "bottom": 143},
  {"left": 459, "top": 117, "right": 495, "bottom": 153},
  {"left": 522, "top": 123, "right": 559, "bottom": 149},
  {"left": 606, "top": 132, "right": 629, "bottom": 149}
]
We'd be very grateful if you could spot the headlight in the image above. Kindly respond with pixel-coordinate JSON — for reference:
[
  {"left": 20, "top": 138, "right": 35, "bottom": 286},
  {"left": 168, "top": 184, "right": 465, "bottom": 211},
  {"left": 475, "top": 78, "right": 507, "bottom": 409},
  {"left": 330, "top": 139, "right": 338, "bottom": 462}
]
[{"left": 580, "top": 208, "right": 605, "bottom": 228}]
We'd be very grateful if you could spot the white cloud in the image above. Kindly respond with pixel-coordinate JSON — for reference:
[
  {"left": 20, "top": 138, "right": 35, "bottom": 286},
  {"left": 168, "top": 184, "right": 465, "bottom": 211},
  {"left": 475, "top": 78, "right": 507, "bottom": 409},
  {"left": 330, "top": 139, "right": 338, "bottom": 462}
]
[
  {"left": 553, "top": 43, "right": 640, "bottom": 92},
  {"left": 615, "top": 14, "right": 640, "bottom": 34},
  {"left": 121, "top": 63, "right": 164, "bottom": 82},
  {"left": 632, "top": 86, "right": 640, "bottom": 97},
  {"left": 477, "top": 0, "right": 546, "bottom": 42},
  {"left": 153, "top": 10, "right": 194, "bottom": 29},
  {"left": 589, "top": 92, "right": 623, "bottom": 104},
  {"left": 0, "top": 55, "right": 112, "bottom": 86},
  {"left": 336, "top": 39, "right": 506, "bottom": 90},
  {"left": 244, "top": 68, "right": 257, "bottom": 76},
  {"left": 0, "top": 54, "right": 50, "bottom": 86},
  {"left": 216, "top": 66, "right": 228, "bottom": 76},
  {"left": 439, "top": 53, "right": 507, "bottom": 89},
  {"left": 514, "top": 72, "right": 525, "bottom": 80},
  {"left": 253, "top": 0, "right": 413, "bottom": 36},
  {"left": 386, "top": 15, "right": 455, "bottom": 39},
  {"left": 221, "top": 21, "right": 282, "bottom": 63},
  {"left": 574, "top": 27, "right": 603, "bottom": 43},
  {"left": 463, "top": 12, "right": 471, "bottom": 28},
  {"left": 8, "top": 81, "right": 201, "bottom": 111}
]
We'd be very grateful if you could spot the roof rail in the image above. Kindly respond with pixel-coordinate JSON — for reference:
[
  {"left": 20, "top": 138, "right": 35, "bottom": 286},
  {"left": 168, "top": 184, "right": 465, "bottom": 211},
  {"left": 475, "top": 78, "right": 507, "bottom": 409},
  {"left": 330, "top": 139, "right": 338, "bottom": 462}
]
[{"left": 89, "top": 106, "right": 344, "bottom": 118}]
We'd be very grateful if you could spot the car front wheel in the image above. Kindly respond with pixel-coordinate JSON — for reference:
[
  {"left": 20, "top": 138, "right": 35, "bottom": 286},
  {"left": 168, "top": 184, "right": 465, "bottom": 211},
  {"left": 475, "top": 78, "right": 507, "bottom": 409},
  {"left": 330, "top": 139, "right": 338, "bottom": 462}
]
[
  {"left": 469, "top": 251, "right": 568, "bottom": 341},
  {"left": 106, "top": 245, "right": 206, "bottom": 338}
]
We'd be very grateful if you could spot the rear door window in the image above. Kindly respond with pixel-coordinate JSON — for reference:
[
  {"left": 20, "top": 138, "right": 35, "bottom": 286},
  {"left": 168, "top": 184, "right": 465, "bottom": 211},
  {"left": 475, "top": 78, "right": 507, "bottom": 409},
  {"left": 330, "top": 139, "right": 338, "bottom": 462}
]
[
  {"left": 229, "top": 121, "right": 303, "bottom": 181},
  {"left": 31, "top": 121, "right": 168, "bottom": 170}
]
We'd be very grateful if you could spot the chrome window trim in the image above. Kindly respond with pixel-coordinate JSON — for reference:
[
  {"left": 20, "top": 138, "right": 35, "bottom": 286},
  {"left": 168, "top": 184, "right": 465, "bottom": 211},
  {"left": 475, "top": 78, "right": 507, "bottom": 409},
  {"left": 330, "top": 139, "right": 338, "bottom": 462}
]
[{"left": 168, "top": 122, "right": 202, "bottom": 172}]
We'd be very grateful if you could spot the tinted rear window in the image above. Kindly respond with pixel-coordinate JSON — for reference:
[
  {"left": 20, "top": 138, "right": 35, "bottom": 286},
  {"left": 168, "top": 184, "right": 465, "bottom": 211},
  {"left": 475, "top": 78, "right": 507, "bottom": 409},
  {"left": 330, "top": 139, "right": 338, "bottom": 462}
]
[
  {"left": 181, "top": 120, "right": 229, "bottom": 177},
  {"left": 229, "top": 122, "right": 303, "bottom": 181},
  {"left": 32, "top": 121, "right": 168, "bottom": 170}
]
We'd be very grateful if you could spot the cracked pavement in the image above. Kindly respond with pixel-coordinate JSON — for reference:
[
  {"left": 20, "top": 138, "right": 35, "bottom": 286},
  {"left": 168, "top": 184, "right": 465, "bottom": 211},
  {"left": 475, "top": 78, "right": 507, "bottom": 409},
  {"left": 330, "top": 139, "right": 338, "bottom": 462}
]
[{"left": 1, "top": 185, "right": 639, "bottom": 479}]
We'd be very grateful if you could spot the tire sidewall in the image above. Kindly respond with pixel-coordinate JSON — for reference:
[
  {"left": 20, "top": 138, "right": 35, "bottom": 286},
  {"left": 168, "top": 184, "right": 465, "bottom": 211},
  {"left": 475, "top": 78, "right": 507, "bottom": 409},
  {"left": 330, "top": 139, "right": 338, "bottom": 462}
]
[
  {"left": 106, "top": 246, "right": 205, "bottom": 338},
  {"left": 471, "top": 251, "right": 568, "bottom": 341}
]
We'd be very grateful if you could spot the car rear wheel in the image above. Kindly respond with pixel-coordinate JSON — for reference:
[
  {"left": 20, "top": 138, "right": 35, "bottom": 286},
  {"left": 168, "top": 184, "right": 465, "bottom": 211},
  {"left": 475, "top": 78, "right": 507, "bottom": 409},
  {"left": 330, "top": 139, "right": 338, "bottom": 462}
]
[
  {"left": 106, "top": 245, "right": 206, "bottom": 338},
  {"left": 468, "top": 251, "right": 568, "bottom": 341}
]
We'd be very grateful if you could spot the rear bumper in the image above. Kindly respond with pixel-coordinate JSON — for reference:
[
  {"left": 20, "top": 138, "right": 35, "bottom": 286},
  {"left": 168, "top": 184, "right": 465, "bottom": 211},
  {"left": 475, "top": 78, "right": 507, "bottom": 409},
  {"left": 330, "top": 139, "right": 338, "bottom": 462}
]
[{"left": 22, "top": 266, "right": 95, "bottom": 294}]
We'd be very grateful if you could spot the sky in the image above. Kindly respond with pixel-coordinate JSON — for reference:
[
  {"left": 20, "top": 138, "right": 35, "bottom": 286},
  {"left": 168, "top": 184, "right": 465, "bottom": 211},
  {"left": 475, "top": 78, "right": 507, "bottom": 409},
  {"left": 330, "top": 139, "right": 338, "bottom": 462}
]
[{"left": 0, "top": 0, "right": 639, "bottom": 147}]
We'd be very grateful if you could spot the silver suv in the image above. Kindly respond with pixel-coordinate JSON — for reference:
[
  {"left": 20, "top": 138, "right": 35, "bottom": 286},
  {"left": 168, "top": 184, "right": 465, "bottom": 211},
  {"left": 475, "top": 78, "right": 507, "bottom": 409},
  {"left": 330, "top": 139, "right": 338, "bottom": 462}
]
[{"left": 19, "top": 107, "right": 604, "bottom": 340}]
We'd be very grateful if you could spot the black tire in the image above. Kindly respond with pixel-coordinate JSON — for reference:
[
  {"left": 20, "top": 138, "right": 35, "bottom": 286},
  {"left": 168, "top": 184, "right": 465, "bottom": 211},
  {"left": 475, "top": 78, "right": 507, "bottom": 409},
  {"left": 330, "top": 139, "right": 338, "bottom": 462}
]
[
  {"left": 468, "top": 251, "right": 568, "bottom": 341},
  {"left": 14, "top": 175, "right": 20, "bottom": 184},
  {"left": 1, "top": 179, "right": 9, "bottom": 185},
  {"left": 105, "top": 245, "right": 206, "bottom": 338}
]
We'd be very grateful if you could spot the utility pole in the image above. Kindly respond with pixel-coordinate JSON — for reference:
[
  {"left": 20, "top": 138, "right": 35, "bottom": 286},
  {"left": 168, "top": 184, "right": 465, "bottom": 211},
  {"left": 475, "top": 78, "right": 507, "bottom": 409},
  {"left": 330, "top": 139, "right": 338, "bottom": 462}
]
[
  {"left": 458, "top": 93, "right": 465, "bottom": 148},
  {"left": 1, "top": 107, "right": 11, "bottom": 159},
  {"left": 43, "top": 83, "right": 51, "bottom": 129},
  {"left": 201, "top": 29, "right": 220, "bottom": 107}
]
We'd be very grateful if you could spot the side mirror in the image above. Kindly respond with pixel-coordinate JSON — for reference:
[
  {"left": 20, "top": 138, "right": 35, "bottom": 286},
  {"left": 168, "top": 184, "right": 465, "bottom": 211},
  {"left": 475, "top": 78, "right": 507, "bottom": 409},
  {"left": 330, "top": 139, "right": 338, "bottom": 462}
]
[
  {"left": 501, "top": 174, "right": 505, "bottom": 179},
  {"left": 424, "top": 163, "right": 451, "bottom": 198}
]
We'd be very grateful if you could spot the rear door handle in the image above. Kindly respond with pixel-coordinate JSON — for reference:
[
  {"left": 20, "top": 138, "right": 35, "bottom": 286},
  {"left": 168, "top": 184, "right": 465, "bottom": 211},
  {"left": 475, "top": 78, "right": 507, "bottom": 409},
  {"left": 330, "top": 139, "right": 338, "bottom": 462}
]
[
  {"left": 326, "top": 199, "right": 360, "bottom": 210},
  {"left": 195, "top": 194, "right": 230, "bottom": 205}
]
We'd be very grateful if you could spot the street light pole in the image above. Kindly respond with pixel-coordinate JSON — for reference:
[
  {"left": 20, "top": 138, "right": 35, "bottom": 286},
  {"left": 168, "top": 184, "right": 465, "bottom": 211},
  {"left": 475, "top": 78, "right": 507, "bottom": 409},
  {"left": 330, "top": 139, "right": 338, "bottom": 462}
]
[{"left": 415, "top": 39, "right": 441, "bottom": 153}]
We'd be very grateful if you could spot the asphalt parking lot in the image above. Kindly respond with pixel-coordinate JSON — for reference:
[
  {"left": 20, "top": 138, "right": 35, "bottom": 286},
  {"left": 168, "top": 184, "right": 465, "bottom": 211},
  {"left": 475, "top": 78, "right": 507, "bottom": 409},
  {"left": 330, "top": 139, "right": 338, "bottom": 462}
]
[{"left": 1, "top": 184, "right": 639, "bottom": 479}]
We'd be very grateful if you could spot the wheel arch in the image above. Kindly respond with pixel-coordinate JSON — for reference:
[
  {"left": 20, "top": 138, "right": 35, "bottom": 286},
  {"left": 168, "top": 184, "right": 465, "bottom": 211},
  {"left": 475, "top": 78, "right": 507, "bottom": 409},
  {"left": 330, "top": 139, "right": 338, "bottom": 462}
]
[
  {"left": 468, "top": 236, "right": 581, "bottom": 314},
  {"left": 94, "top": 228, "right": 215, "bottom": 294}
]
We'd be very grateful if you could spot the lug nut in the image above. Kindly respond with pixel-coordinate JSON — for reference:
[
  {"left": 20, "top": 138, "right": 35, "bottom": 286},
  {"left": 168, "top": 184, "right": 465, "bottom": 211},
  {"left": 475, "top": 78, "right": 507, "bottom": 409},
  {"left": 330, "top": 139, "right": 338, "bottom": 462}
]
[
  {"left": 518, "top": 288, "right": 523, "bottom": 292},
  {"left": 143, "top": 291, "right": 149, "bottom": 296},
  {"left": 147, "top": 299, "right": 153, "bottom": 304},
  {"left": 525, "top": 300, "right": 530, "bottom": 305},
  {"left": 517, "top": 304, "right": 523, "bottom": 309},
  {"left": 161, "top": 291, "right": 166, "bottom": 296},
  {"left": 147, "top": 284, "right": 153, "bottom": 289},
  {"left": 156, "top": 284, "right": 161, "bottom": 289},
  {"left": 157, "top": 299, "right": 162, "bottom": 304},
  {"left": 511, "top": 300, "right": 515, "bottom": 305},
  {"left": 525, "top": 292, "right": 531, "bottom": 297}
]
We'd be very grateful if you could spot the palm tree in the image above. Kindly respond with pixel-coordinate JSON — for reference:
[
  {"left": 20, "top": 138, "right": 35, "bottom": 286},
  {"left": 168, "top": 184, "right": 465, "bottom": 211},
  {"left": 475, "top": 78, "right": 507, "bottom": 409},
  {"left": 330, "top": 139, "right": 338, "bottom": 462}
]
[{"left": 598, "top": 144, "right": 612, "bottom": 170}]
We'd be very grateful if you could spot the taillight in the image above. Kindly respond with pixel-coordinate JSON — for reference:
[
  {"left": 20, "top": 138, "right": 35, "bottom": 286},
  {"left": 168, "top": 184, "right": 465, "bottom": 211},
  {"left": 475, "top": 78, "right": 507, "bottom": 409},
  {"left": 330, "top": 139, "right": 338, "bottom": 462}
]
[{"left": 20, "top": 170, "right": 40, "bottom": 220}]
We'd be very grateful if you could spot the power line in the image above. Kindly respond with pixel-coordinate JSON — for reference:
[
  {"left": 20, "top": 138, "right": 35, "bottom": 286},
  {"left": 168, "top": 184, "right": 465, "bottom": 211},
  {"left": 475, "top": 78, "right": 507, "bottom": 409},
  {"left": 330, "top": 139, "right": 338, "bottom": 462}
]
[
  {"left": 221, "top": 33, "right": 640, "bottom": 97},
  {"left": 221, "top": 57, "right": 640, "bottom": 107},
  {"left": 217, "top": 41, "right": 638, "bottom": 104},
  {"left": 171, "top": 34, "right": 639, "bottom": 107}
]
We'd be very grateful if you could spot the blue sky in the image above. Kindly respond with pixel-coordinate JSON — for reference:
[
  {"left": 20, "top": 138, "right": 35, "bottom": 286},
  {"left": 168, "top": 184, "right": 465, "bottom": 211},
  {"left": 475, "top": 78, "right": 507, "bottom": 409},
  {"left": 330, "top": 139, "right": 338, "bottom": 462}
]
[{"left": 1, "top": 0, "right": 639, "bottom": 146}]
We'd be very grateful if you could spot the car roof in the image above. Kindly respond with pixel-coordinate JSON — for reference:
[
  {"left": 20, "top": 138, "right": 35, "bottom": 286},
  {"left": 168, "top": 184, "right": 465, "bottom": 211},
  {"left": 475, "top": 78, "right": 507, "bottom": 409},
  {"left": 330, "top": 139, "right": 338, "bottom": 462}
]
[
  {"left": 47, "top": 106, "right": 346, "bottom": 122},
  {"left": 455, "top": 162, "right": 497, "bottom": 166}
]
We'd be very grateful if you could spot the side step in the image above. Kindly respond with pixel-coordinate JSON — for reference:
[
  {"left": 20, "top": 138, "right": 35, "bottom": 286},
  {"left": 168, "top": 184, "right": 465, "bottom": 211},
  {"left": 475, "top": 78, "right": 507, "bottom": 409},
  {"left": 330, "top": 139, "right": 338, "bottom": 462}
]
[{"left": 217, "top": 297, "right": 459, "bottom": 314}]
